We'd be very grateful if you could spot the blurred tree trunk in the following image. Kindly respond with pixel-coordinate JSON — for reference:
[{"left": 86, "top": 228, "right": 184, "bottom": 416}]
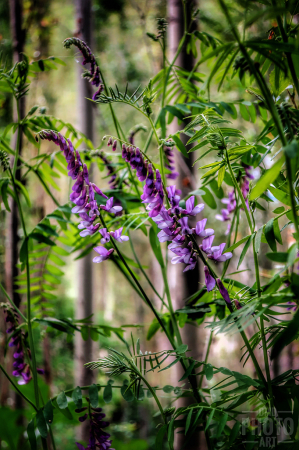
[
  {"left": 1, "top": 0, "right": 26, "bottom": 445},
  {"left": 167, "top": 1, "right": 205, "bottom": 449},
  {"left": 74, "top": 0, "right": 95, "bottom": 443},
  {"left": 1, "top": 0, "right": 25, "bottom": 402}
]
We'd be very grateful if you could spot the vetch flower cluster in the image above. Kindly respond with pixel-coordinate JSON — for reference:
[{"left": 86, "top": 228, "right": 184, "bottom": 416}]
[
  {"left": 75, "top": 405, "right": 114, "bottom": 450},
  {"left": 216, "top": 163, "right": 254, "bottom": 233},
  {"left": 3, "top": 305, "right": 44, "bottom": 385},
  {"left": 63, "top": 38, "right": 104, "bottom": 100},
  {"left": 37, "top": 130, "right": 129, "bottom": 264},
  {"left": 114, "top": 139, "right": 233, "bottom": 286}
]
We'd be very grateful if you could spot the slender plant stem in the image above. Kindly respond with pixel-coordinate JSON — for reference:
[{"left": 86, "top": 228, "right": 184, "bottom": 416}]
[
  {"left": 12, "top": 101, "right": 21, "bottom": 178},
  {"left": 199, "top": 315, "right": 215, "bottom": 389},
  {"left": 128, "top": 234, "right": 165, "bottom": 304},
  {"left": 161, "top": 265, "right": 183, "bottom": 347},
  {"left": 0, "top": 363, "right": 37, "bottom": 410}
]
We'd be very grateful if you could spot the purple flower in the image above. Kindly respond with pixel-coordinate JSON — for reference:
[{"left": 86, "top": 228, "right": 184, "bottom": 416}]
[
  {"left": 79, "top": 223, "right": 100, "bottom": 238},
  {"left": 215, "top": 209, "right": 230, "bottom": 222},
  {"left": 207, "top": 243, "right": 233, "bottom": 262},
  {"left": 182, "top": 196, "right": 204, "bottom": 216},
  {"left": 164, "top": 146, "right": 179, "bottom": 180},
  {"left": 204, "top": 266, "right": 216, "bottom": 291},
  {"left": 100, "top": 197, "right": 123, "bottom": 215},
  {"left": 194, "top": 219, "right": 214, "bottom": 238},
  {"left": 217, "top": 279, "right": 232, "bottom": 305},
  {"left": 110, "top": 227, "right": 129, "bottom": 243},
  {"left": 200, "top": 235, "right": 215, "bottom": 254},
  {"left": 183, "top": 256, "right": 197, "bottom": 272},
  {"left": 93, "top": 247, "right": 114, "bottom": 263},
  {"left": 100, "top": 228, "right": 110, "bottom": 244},
  {"left": 178, "top": 217, "right": 193, "bottom": 235}
]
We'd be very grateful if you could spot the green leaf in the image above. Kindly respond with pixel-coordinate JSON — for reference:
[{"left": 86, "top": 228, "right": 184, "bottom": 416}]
[
  {"left": 20, "top": 237, "right": 29, "bottom": 264},
  {"left": 27, "top": 420, "right": 37, "bottom": 450},
  {"left": 284, "top": 139, "right": 299, "bottom": 159},
  {"left": 205, "top": 409, "right": 215, "bottom": 431},
  {"left": 273, "top": 219, "right": 283, "bottom": 245},
  {"left": 57, "top": 391, "right": 68, "bottom": 409},
  {"left": 103, "top": 384, "right": 112, "bottom": 403},
  {"left": 237, "top": 234, "right": 254, "bottom": 269},
  {"left": 72, "top": 386, "right": 82, "bottom": 409},
  {"left": 271, "top": 309, "right": 299, "bottom": 360},
  {"left": 255, "top": 227, "right": 263, "bottom": 253},
  {"left": 264, "top": 218, "right": 277, "bottom": 252},
  {"left": 266, "top": 252, "right": 288, "bottom": 263},
  {"left": 201, "top": 186, "right": 217, "bottom": 209},
  {"left": 89, "top": 384, "right": 99, "bottom": 408},
  {"left": 179, "top": 360, "right": 196, "bottom": 382},
  {"left": 147, "top": 319, "right": 160, "bottom": 340},
  {"left": 163, "top": 385, "right": 174, "bottom": 393},
  {"left": 36, "top": 409, "right": 48, "bottom": 438},
  {"left": 14, "top": 179, "right": 31, "bottom": 207},
  {"left": 43, "top": 401, "right": 54, "bottom": 424},
  {"left": 155, "top": 424, "right": 167, "bottom": 450},
  {"left": 273, "top": 206, "right": 285, "bottom": 214},
  {"left": 121, "top": 381, "right": 134, "bottom": 402},
  {"left": 268, "top": 186, "right": 291, "bottom": 206},
  {"left": 176, "top": 344, "right": 188, "bottom": 354},
  {"left": 249, "top": 157, "right": 284, "bottom": 201},
  {"left": 185, "top": 410, "right": 193, "bottom": 434},
  {"left": 218, "top": 166, "right": 225, "bottom": 188},
  {"left": 172, "top": 134, "right": 189, "bottom": 158},
  {"left": 216, "top": 413, "right": 228, "bottom": 438},
  {"left": 226, "top": 234, "right": 252, "bottom": 253},
  {"left": 229, "top": 422, "right": 241, "bottom": 445},
  {"left": 1, "top": 179, "right": 11, "bottom": 212},
  {"left": 149, "top": 226, "right": 164, "bottom": 267},
  {"left": 205, "top": 363, "right": 214, "bottom": 380},
  {"left": 30, "top": 232, "right": 55, "bottom": 246}
]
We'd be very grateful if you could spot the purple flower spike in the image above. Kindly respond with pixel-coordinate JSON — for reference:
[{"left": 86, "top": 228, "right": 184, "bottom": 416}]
[
  {"left": 99, "top": 228, "right": 110, "bottom": 244},
  {"left": 217, "top": 279, "right": 232, "bottom": 305},
  {"left": 204, "top": 266, "right": 216, "bottom": 292},
  {"left": 93, "top": 246, "right": 114, "bottom": 263},
  {"left": 195, "top": 219, "right": 214, "bottom": 238},
  {"left": 207, "top": 243, "right": 233, "bottom": 262},
  {"left": 100, "top": 197, "right": 123, "bottom": 215},
  {"left": 112, "top": 140, "right": 117, "bottom": 151},
  {"left": 182, "top": 196, "right": 204, "bottom": 216},
  {"left": 110, "top": 227, "right": 129, "bottom": 243}
]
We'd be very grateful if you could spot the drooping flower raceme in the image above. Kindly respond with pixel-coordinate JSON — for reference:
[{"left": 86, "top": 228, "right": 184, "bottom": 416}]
[
  {"left": 3, "top": 305, "right": 44, "bottom": 385},
  {"left": 64, "top": 38, "right": 104, "bottom": 100},
  {"left": 75, "top": 405, "right": 114, "bottom": 450},
  {"left": 112, "top": 139, "right": 233, "bottom": 281},
  {"left": 37, "top": 130, "right": 129, "bottom": 263},
  {"left": 216, "top": 163, "right": 254, "bottom": 234}
]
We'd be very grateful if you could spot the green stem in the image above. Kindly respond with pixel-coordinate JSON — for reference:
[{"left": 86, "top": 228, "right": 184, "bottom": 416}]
[
  {"left": 161, "top": 265, "right": 182, "bottom": 347},
  {"left": 128, "top": 234, "right": 165, "bottom": 304},
  {"left": 0, "top": 363, "right": 37, "bottom": 410},
  {"left": 99, "top": 213, "right": 175, "bottom": 348},
  {"left": 12, "top": 101, "right": 21, "bottom": 178},
  {"left": 199, "top": 315, "right": 215, "bottom": 389}
]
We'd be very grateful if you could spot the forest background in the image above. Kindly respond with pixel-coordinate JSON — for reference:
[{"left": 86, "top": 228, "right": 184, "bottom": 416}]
[{"left": 0, "top": 0, "right": 297, "bottom": 449}]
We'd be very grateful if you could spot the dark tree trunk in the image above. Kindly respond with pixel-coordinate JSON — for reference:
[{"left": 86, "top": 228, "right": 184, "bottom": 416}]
[
  {"left": 2, "top": 0, "right": 26, "bottom": 444},
  {"left": 167, "top": 1, "right": 205, "bottom": 449},
  {"left": 74, "top": 0, "right": 95, "bottom": 443}
]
